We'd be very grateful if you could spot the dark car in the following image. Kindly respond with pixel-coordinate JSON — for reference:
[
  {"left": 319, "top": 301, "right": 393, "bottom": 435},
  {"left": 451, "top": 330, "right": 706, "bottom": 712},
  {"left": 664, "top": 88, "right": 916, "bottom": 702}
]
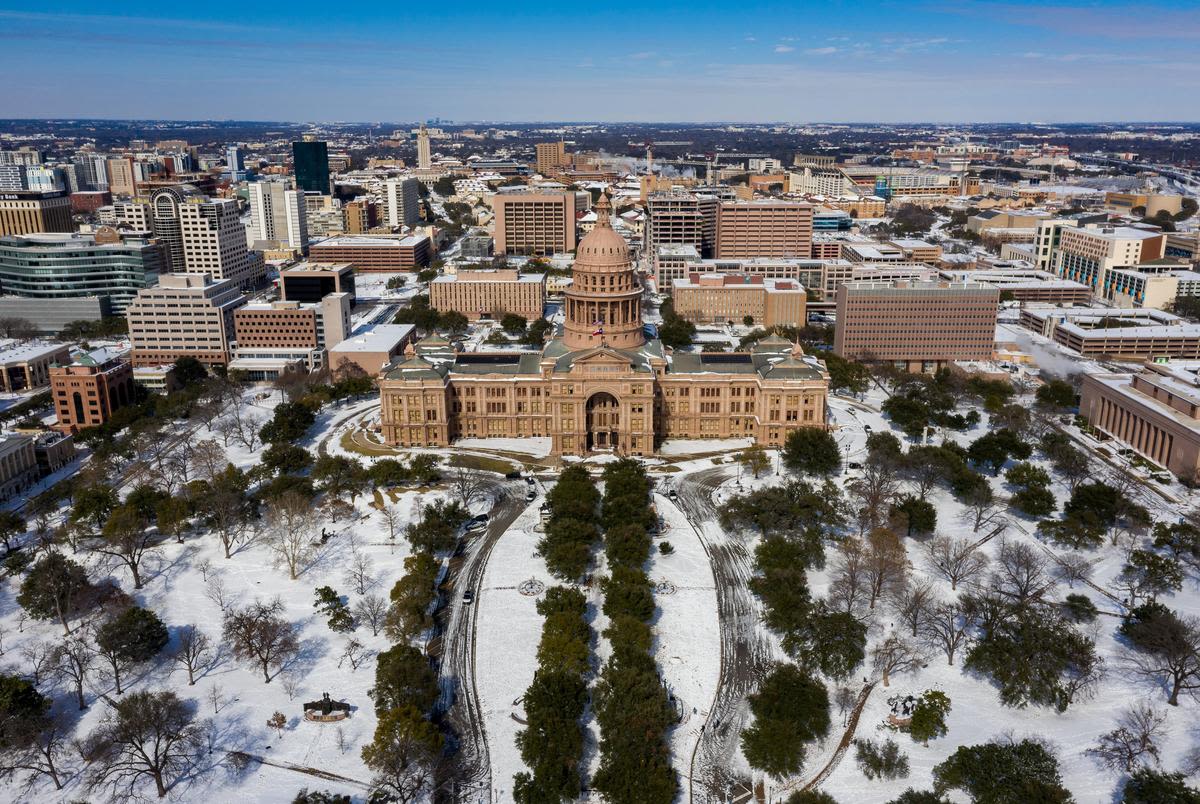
[
  {"left": 526, "top": 489, "right": 537, "bottom": 502},
  {"left": 504, "top": 471, "right": 522, "bottom": 480},
  {"left": 462, "top": 590, "right": 475, "bottom": 604}
]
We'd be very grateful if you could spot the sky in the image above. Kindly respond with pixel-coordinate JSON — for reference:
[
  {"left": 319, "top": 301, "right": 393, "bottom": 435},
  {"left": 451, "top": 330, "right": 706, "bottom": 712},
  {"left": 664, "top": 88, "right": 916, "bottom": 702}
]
[{"left": 1, "top": 1, "right": 1198, "bottom": 123}]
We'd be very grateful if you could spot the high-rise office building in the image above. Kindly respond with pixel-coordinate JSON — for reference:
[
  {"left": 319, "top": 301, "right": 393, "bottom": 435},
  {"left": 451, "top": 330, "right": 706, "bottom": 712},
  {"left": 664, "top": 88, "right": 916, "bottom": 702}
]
[
  {"left": 492, "top": 191, "right": 577, "bottom": 256},
  {"left": 715, "top": 200, "right": 814, "bottom": 259},
  {"left": 226, "top": 144, "right": 245, "bottom": 180},
  {"left": 248, "top": 181, "right": 308, "bottom": 251},
  {"left": 24, "top": 167, "right": 65, "bottom": 193},
  {"left": 384, "top": 177, "right": 421, "bottom": 228},
  {"left": 417, "top": 125, "right": 431, "bottom": 170},
  {"left": 179, "top": 196, "right": 261, "bottom": 289},
  {"left": 105, "top": 157, "right": 137, "bottom": 197},
  {"left": 292, "top": 140, "right": 330, "bottom": 194},
  {"left": 0, "top": 190, "right": 73, "bottom": 237}
]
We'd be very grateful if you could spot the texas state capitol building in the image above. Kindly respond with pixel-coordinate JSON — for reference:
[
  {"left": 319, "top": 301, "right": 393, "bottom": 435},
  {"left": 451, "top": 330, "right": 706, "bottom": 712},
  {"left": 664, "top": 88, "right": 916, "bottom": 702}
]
[{"left": 378, "top": 196, "right": 830, "bottom": 458}]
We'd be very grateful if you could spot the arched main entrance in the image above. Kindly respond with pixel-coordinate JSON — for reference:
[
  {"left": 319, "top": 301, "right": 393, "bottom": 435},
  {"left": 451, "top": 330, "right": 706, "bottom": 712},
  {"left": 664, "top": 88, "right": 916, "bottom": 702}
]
[{"left": 586, "top": 392, "right": 620, "bottom": 452}]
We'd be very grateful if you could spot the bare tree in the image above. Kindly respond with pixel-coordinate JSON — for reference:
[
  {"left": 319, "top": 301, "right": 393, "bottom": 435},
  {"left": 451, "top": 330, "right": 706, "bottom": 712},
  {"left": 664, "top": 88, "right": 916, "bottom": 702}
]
[
  {"left": 864, "top": 529, "right": 909, "bottom": 610},
  {"left": 345, "top": 549, "right": 375, "bottom": 595},
  {"left": 992, "top": 539, "right": 1055, "bottom": 605},
  {"left": 207, "top": 488, "right": 251, "bottom": 560},
  {"left": 264, "top": 492, "right": 316, "bottom": 580},
  {"left": 204, "top": 575, "right": 233, "bottom": 615},
  {"left": 80, "top": 690, "right": 204, "bottom": 799},
  {"left": 1085, "top": 703, "right": 1169, "bottom": 772},
  {"left": 355, "top": 593, "right": 388, "bottom": 637},
  {"left": 281, "top": 675, "right": 302, "bottom": 701},
  {"left": 1123, "top": 610, "right": 1200, "bottom": 706},
  {"left": 450, "top": 468, "right": 489, "bottom": 509},
  {"left": 171, "top": 625, "right": 212, "bottom": 686},
  {"left": 378, "top": 503, "right": 403, "bottom": 552},
  {"left": 919, "top": 602, "right": 969, "bottom": 665},
  {"left": 223, "top": 599, "right": 300, "bottom": 683},
  {"left": 1053, "top": 553, "right": 1095, "bottom": 588},
  {"left": 93, "top": 506, "right": 155, "bottom": 589},
  {"left": 871, "top": 634, "right": 925, "bottom": 687},
  {"left": 213, "top": 417, "right": 237, "bottom": 448},
  {"left": 207, "top": 683, "right": 227, "bottom": 715},
  {"left": 848, "top": 462, "right": 901, "bottom": 536},
  {"left": 19, "top": 640, "right": 56, "bottom": 687},
  {"left": 924, "top": 535, "right": 989, "bottom": 591},
  {"left": 829, "top": 537, "right": 870, "bottom": 616},
  {"left": 959, "top": 487, "right": 1006, "bottom": 534},
  {"left": 888, "top": 580, "right": 938, "bottom": 638},
  {"left": 339, "top": 638, "right": 367, "bottom": 671},
  {"left": 190, "top": 440, "right": 228, "bottom": 483},
  {"left": 52, "top": 637, "right": 95, "bottom": 710}
]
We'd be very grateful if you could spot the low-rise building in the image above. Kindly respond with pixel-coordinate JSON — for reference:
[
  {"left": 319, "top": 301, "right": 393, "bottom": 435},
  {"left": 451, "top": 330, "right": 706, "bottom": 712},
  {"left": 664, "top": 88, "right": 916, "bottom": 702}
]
[
  {"left": 328, "top": 323, "right": 418, "bottom": 376},
  {"left": 834, "top": 280, "right": 999, "bottom": 371},
  {"left": 1080, "top": 361, "right": 1200, "bottom": 481},
  {"left": 229, "top": 292, "right": 352, "bottom": 377},
  {"left": 1018, "top": 306, "right": 1200, "bottom": 359},
  {"left": 671, "top": 273, "right": 807, "bottom": 328},
  {"left": 430, "top": 269, "right": 545, "bottom": 321},
  {"left": 309, "top": 235, "right": 430, "bottom": 271},
  {"left": 50, "top": 346, "right": 135, "bottom": 433},
  {"left": 888, "top": 239, "right": 943, "bottom": 263},
  {"left": 938, "top": 268, "right": 1092, "bottom": 305},
  {"left": 0, "top": 434, "right": 37, "bottom": 501},
  {"left": 0, "top": 341, "right": 71, "bottom": 391}
]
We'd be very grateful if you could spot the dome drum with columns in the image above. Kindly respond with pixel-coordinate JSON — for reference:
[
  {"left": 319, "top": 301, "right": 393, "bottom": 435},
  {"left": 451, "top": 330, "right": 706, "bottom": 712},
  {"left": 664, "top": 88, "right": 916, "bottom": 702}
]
[
  {"left": 563, "top": 194, "right": 645, "bottom": 350},
  {"left": 377, "top": 195, "right": 831, "bottom": 458}
]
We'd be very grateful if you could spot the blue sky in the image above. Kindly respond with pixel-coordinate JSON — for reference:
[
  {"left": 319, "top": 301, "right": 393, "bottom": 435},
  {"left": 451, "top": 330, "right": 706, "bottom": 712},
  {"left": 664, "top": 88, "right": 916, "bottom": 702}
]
[{"left": 1, "top": 1, "right": 1197, "bottom": 122}]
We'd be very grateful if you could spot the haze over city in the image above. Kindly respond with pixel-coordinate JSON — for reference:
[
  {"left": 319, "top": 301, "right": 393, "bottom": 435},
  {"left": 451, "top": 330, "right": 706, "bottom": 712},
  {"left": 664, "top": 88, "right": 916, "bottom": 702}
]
[{"left": 2, "top": 1, "right": 1200, "bottom": 121}]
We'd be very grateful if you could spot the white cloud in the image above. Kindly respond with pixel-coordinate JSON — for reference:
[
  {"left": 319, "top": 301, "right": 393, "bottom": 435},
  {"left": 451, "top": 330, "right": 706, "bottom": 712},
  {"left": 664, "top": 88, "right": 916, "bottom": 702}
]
[
  {"left": 774, "top": 44, "right": 795, "bottom": 53},
  {"left": 629, "top": 51, "right": 656, "bottom": 60},
  {"left": 805, "top": 46, "right": 838, "bottom": 55}
]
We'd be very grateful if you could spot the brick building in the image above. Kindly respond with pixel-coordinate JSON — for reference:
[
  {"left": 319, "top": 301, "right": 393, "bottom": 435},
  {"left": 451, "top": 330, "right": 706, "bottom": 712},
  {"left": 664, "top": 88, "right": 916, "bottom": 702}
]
[
  {"left": 50, "top": 347, "right": 135, "bottom": 433},
  {"left": 715, "top": 200, "right": 814, "bottom": 259}
]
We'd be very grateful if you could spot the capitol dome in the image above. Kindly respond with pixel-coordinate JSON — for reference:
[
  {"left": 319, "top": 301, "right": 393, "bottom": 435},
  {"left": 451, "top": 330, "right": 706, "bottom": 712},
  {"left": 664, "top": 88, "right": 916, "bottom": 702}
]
[{"left": 574, "top": 195, "right": 629, "bottom": 269}]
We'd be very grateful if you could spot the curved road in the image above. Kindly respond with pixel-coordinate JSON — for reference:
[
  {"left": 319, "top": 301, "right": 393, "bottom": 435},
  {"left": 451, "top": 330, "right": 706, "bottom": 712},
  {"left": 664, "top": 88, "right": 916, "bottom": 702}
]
[
  {"left": 435, "top": 479, "right": 528, "bottom": 801},
  {"left": 674, "top": 465, "right": 775, "bottom": 803}
]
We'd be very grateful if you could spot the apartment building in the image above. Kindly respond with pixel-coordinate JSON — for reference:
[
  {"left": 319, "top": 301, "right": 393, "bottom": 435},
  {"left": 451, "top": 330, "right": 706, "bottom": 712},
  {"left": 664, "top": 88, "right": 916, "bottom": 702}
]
[
  {"left": 309, "top": 234, "right": 431, "bottom": 271},
  {"left": 50, "top": 346, "right": 135, "bottom": 433},
  {"left": 834, "top": 280, "right": 999, "bottom": 370},
  {"left": 671, "top": 273, "right": 807, "bottom": 328},
  {"left": 430, "top": 269, "right": 545, "bottom": 320},
  {"left": 715, "top": 201, "right": 814, "bottom": 259},
  {"left": 126, "top": 273, "right": 246, "bottom": 366},
  {"left": 248, "top": 181, "right": 308, "bottom": 252},
  {"left": 384, "top": 177, "right": 421, "bottom": 228},
  {"left": 644, "top": 190, "right": 718, "bottom": 257},
  {"left": 0, "top": 227, "right": 167, "bottom": 312},
  {"left": 1080, "top": 362, "right": 1200, "bottom": 481},
  {"left": 343, "top": 199, "right": 378, "bottom": 234},
  {"left": 535, "top": 142, "right": 568, "bottom": 175},
  {"left": 229, "top": 292, "right": 351, "bottom": 377},
  {"left": 0, "top": 190, "right": 73, "bottom": 237},
  {"left": 1053, "top": 226, "right": 1167, "bottom": 293},
  {"left": 492, "top": 191, "right": 577, "bottom": 256}
]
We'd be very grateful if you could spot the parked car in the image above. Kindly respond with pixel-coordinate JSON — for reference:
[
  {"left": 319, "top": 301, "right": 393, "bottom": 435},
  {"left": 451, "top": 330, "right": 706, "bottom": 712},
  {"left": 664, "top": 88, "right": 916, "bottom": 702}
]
[
  {"left": 525, "top": 489, "right": 537, "bottom": 502},
  {"left": 504, "top": 471, "right": 522, "bottom": 480},
  {"left": 525, "top": 475, "right": 536, "bottom": 486}
]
